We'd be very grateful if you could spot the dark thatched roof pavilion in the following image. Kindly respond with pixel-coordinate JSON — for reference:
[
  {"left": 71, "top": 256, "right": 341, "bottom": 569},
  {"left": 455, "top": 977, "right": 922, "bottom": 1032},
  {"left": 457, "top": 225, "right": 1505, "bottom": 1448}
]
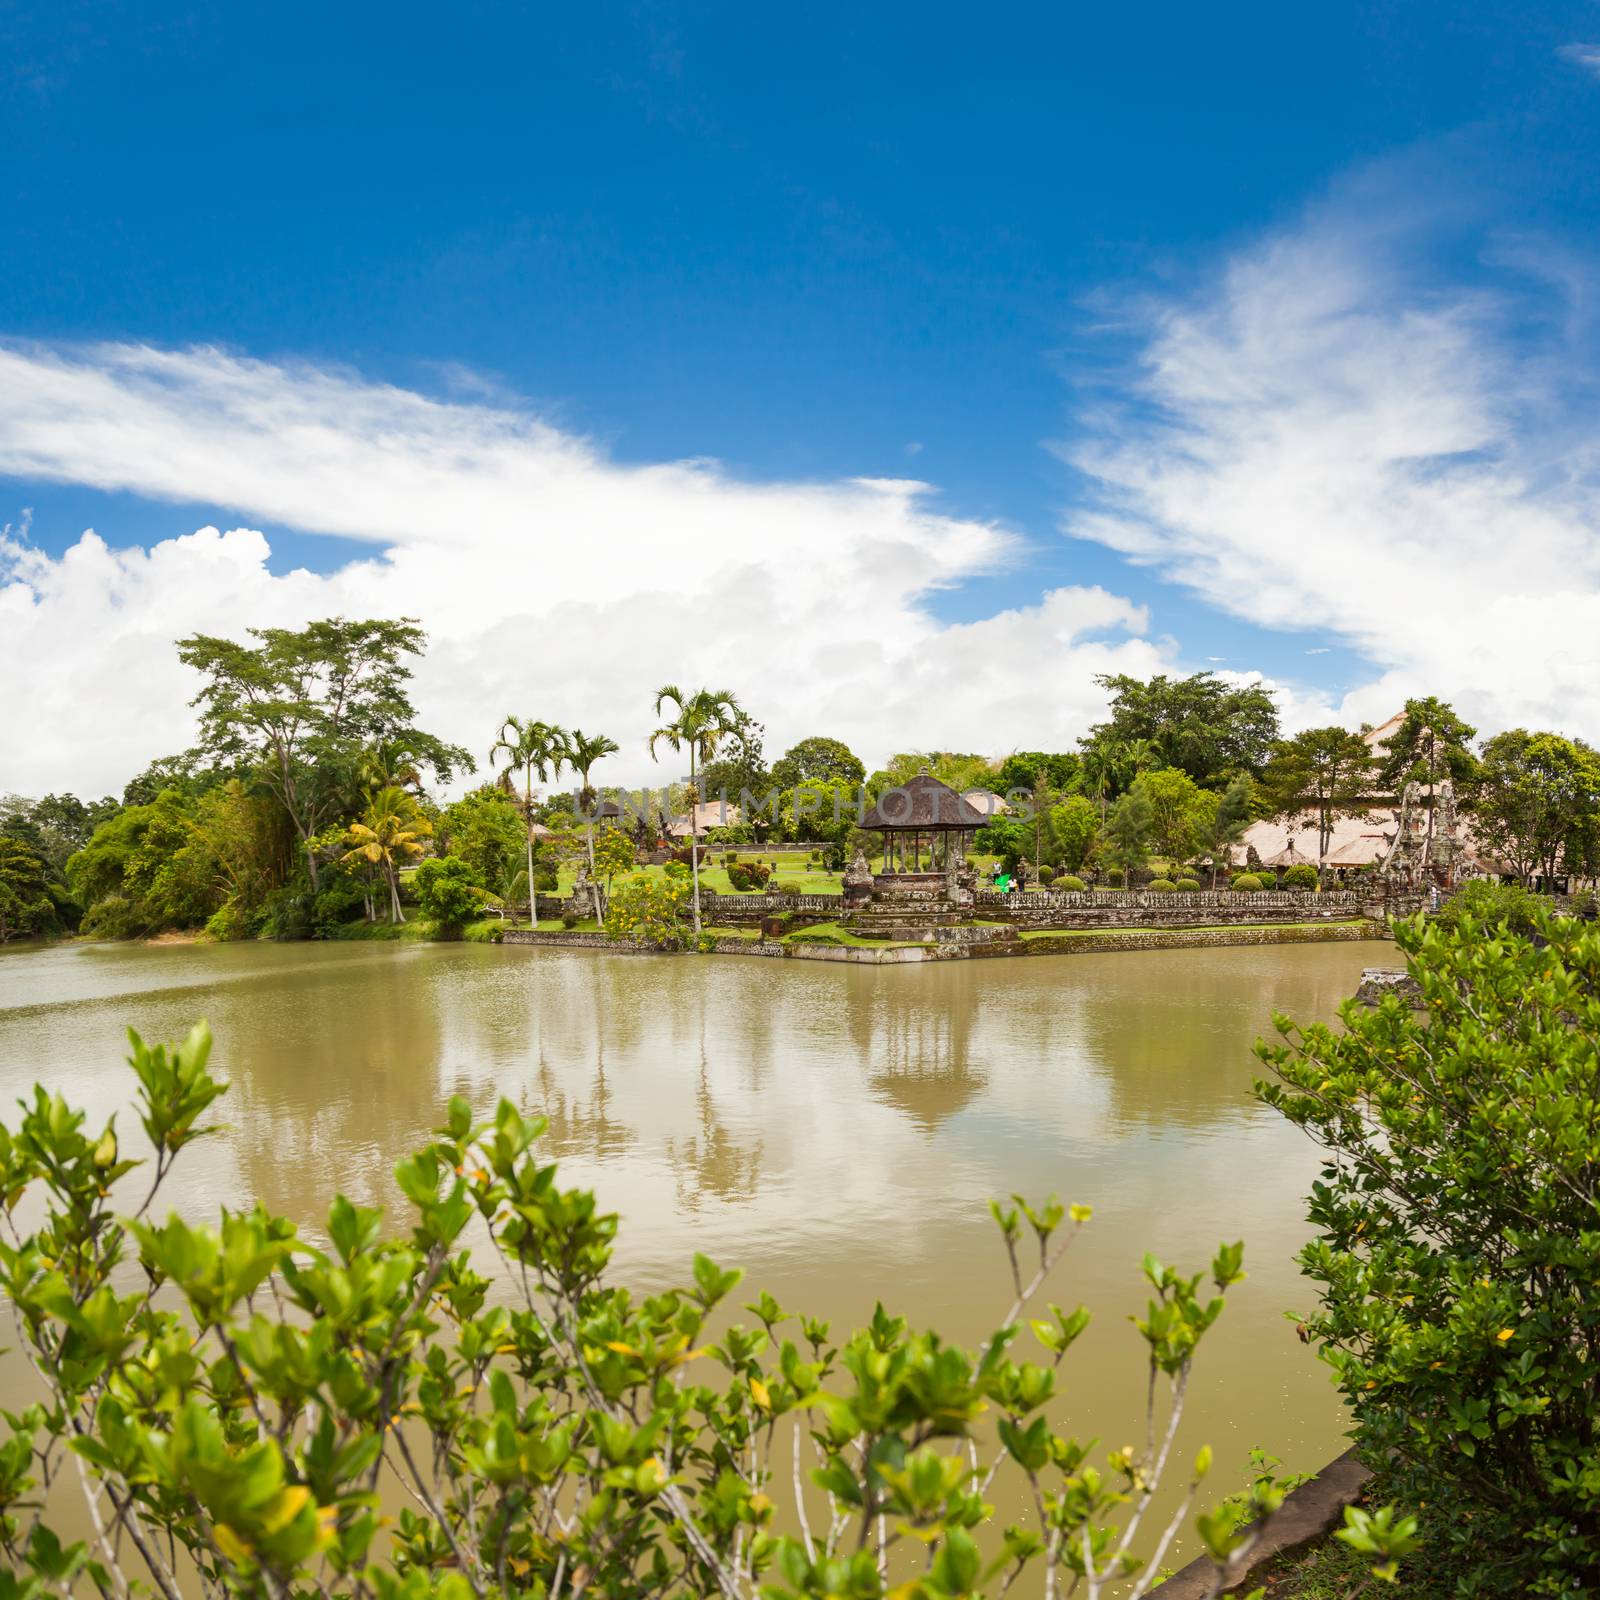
[
  {"left": 862, "top": 775, "right": 986, "bottom": 875},
  {"left": 861, "top": 774, "right": 988, "bottom": 831}
]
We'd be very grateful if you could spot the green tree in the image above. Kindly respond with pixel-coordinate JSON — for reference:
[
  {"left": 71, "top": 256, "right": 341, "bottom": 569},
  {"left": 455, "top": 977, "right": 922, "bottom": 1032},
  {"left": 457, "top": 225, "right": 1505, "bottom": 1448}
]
[
  {"left": 1257, "top": 910, "right": 1600, "bottom": 1595},
  {"left": 341, "top": 786, "right": 430, "bottom": 923},
  {"left": 0, "top": 834, "right": 64, "bottom": 942},
  {"left": 1258, "top": 728, "right": 1373, "bottom": 861},
  {"left": 488, "top": 718, "right": 569, "bottom": 925},
  {"left": 177, "top": 619, "right": 470, "bottom": 889},
  {"left": 1085, "top": 672, "right": 1280, "bottom": 788},
  {"left": 696, "top": 708, "right": 770, "bottom": 800},
  {"left": 591, "top": 826, "right": 637, "bottom": 911},
  {"left": 567, "top": 727, "right": 622, "bottom": 916},
  {"left": 1048, "top": 795, "right": 1100, "bottom": 874},
  {"left": 413, "top": 855, "right": 485, "bottom": 933},
  {"left": 437, "top": 786, "right": 528, "bottom": 900},
  {"left": 1204, "top": 775, "right": 1254, "bottom": 888},
  {"left": 1129, "top": 768, "right": 1215, "bottom": 866},
  {"left": 768, "top": 735, "right": 865, "bottom": 793},
  {"left": 996, "top": 750, "right": 1081, "bottom": 796},
  {"left": 648, "top": 685, "right": 745, "bottom": 938},
  {"left": 1103, "top": 787, "right": 1154, "bottom": 880},
  {"left": 1376, "top": 697, "right": 1479, "bottom": 841},
  {"left": 1475, "top": 729, "right": 1600, "bottom": 887},
  {"left": 868, "top": 751, "right": 996, "bottom": 797}
]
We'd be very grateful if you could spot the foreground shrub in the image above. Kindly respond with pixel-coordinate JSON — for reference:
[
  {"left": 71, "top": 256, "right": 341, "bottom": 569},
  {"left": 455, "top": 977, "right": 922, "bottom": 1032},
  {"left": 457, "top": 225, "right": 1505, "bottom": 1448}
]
[
  {"left": 1147, "top": 878, "right": 1176, "bottom": 894},
  {"left": 1279, "top": 863, "right": 1318, "bottom": 891},
  {"left": 1174, "top": 877, "right": 1201, "bottom": 893},
  {"left": 726, "top": 860, "right": 772, "bottom": 893},
  {"left": 1037, "top": 864, "right": 1055, "bottom": 884},
  {"left": 1230, "top": 873, "right": 1262, "bottom": 893},
  {"left": 1104, "top": 867, "right": 1124, "bottom": 887},
  {"left": 1257, "top": 912, "right": 1600, "bottom": 1596},
  {"left": 1057, "top": 874, "right": 1087, "bottom": 892},
  {"left": 0, "top": 1024, "right": 1414, "bottom": 1600}
]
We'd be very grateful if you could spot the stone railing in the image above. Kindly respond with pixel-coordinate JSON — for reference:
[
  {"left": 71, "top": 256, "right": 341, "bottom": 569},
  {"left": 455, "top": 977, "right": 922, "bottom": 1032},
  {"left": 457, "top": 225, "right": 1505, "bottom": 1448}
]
[
  {"left": 694, "top": 892, "right": 840, "bottom": 917},
  {"left": 973, "top": 889, "right": 1362, "bottom": 912}
]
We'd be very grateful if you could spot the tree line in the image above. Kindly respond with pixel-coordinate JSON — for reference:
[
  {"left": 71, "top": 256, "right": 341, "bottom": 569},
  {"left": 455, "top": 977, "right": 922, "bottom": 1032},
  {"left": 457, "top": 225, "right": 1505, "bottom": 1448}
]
[{"left": 3, "top": 630, "right": 1598, "bottom": 944}]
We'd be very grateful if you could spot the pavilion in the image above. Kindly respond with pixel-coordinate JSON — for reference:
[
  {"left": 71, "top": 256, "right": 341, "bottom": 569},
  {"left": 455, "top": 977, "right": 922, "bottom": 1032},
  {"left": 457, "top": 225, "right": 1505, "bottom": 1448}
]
[{"left": 860, "top": 774, "right": 988, "bottom": 873}]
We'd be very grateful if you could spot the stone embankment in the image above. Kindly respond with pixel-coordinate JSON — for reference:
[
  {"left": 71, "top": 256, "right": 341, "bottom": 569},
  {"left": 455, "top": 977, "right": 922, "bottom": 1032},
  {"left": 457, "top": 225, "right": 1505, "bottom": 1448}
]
[{"left": 501, "top": 922, "right": 1380, "bottom": 963}]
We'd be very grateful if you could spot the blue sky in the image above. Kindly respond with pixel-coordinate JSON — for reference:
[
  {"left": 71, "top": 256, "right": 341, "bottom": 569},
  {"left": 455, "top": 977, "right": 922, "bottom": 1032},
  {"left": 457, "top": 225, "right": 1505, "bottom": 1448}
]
[{"left": 4, "top": 1, "right": 1600, "bottom": 793}]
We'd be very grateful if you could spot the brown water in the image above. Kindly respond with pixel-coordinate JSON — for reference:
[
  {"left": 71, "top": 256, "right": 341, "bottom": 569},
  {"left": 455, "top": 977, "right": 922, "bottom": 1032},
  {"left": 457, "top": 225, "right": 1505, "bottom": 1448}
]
[{"left": 0, "top": 937, "right": 1382, "bottom": 1550}]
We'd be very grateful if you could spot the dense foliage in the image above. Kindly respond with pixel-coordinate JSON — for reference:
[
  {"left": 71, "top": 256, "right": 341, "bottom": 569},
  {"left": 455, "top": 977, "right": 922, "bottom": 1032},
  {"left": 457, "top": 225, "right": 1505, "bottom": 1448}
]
[
  {"left": 1082, "top": 672, "right": 1280, "bottom": 792},
  {"left": 1257, "top": 911, "right": 1600, "bottom": 1596},
  {"left": 0, "top": 1024, "right": 1416, "bottom": 1600}
]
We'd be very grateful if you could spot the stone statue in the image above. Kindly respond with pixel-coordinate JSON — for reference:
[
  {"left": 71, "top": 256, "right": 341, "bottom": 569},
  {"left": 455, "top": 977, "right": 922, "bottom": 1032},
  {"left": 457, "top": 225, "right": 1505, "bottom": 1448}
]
[
  {"left": 568, "top": 860, "right": 597, "bottom": 920},
  {"left": 1428, "top": 779, "right": 1459, "bottom": 885},
  {"left": 843, "top": 848, "right": 874, "bottom": 909}
]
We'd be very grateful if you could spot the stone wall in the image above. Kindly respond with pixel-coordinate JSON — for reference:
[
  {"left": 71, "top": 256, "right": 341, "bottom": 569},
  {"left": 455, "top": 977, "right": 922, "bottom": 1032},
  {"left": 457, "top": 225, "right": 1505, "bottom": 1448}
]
[
  {"left": 970, "top": 923, "right": 1380, "bottom": 958},
  {"left": 692, "top": 887, "right": 1363, "bottom": 928}
]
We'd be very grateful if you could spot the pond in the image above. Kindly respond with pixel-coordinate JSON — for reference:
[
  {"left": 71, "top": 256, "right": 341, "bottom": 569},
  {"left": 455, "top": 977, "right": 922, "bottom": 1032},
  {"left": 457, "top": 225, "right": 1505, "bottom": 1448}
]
[{"left": 0, "top": 936, "right": 1383, "bottom": 1551}]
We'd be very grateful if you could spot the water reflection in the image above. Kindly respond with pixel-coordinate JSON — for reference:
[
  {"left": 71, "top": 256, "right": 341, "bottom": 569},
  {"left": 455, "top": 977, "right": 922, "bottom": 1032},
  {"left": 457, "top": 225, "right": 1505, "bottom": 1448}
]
[{"left": 0, "top": 935, "right": 1387, "bottom": 1519}]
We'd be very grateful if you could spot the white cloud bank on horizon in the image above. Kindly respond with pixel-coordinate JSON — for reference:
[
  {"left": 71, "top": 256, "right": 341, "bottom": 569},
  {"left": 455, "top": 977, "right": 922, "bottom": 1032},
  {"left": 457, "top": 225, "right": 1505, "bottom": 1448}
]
[
  {"left": 1065, "top": 182, "right": 1600, "bottom": 745},
  {"left": 7, "top": 179, "right": 1600, "bottom": 802},
  {"left": 0, "top": 343, "right": 1171, "bottom": 797}
]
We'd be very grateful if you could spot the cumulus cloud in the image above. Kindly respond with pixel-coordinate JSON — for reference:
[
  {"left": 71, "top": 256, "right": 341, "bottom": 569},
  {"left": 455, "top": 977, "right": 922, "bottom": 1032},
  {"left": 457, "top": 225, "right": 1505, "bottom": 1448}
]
[
  {"left": 0, "top": 342, "right": 1167, "bottom": 797},
  {"left": 1065, "top": 188, "right": 1600, "bottom": 742}
]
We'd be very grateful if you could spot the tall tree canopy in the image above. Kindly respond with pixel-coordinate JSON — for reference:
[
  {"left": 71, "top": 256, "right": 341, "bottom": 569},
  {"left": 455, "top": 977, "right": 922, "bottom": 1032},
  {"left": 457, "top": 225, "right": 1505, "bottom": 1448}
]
[
  {"left": 1475, "top": 730, "right": 1600, "bottom": 886},
  {"left": 1376, "top": 697, "right": 1479, "bottom": 804},
  {"left": 1083, "top": 672, "right": 1280, "bottom": 789},
  {"left": 1257, "top": 727, "right": 1374, "bottom": 860},
  {"left": 767, "top": 735, "right": 864, "bottom": 794},
  {"left": 696, "top": 708, "right": 770, "bottom": 799},
  {"left": 177, "top": 618, "right": 470, "bottom": 887},
  {"left": 995, "top": 750, "right": 1081, "bottom": 796}
]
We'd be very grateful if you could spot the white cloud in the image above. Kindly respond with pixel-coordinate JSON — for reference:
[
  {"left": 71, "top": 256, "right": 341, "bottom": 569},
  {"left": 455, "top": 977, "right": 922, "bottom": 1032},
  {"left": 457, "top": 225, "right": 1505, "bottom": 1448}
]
[
  {"left": 0, "top": 342, "right": 1168, "bottom": 797},
  {"left": 1065, "top": 191, "right": 1600, "bottom": 742},
  {"left": 1559, "top": 43, "right": 1600, "bottom": 79}
]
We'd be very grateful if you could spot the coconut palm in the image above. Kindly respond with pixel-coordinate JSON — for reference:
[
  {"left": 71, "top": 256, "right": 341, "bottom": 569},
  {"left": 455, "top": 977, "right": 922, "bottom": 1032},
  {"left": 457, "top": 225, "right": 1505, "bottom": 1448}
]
[
  {"left": 342, "top": 786, "right": 431, "bottom": 923},
  {"left": 647, "top": 686, "right": 743, "bottom": 938},
  {"left": 568, "top": 729, "right": 621, "bottom": 814},
  {"left": 567, "top": 728, "right": 623, "bottom": 921},
  {"left": 489, "top": 718, "right": 569, "bottom": 926}
]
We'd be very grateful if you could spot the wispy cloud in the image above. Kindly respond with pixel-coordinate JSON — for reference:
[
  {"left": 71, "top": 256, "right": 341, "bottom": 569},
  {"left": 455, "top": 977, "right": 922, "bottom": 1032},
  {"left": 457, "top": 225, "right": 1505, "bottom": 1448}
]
[
  {"left": 0, "top": 342, "right": 1168, "bottom": 796},
  {"left": 1558, "top": 42, "right": 1600, "bottom": 79},
  {"left": 1065, "top": 177, "right": 1600, "bottom": 742}
]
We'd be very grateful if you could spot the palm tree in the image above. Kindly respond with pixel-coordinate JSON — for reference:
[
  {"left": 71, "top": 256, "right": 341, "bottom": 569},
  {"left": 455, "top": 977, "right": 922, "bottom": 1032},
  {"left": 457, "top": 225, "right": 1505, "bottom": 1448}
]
[
  {"left": 489, "top": 718, "right": 569, "bottom": 926},
  {"left": 1080, "top": 741, "right": 1119, "bottom": 825},
  {"left": 647, "top": 686, "right": 743, "bottom": 938},
  {"left": 356, "top": 736, "right": 425, "bottom": 796},
  {"left": 567, "top": 728, "right": 622, "bottom": 920},
  {"left": 342, "top": 786, "right": 431, "bottom": 923},
  {"left": 568, "top": 728, "right": 621, "bottom": 814}
]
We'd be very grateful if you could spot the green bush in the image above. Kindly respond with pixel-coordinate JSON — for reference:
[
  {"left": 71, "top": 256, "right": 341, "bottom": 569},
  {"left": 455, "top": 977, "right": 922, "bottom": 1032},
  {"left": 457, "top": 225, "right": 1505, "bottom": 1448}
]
[
  {"left": 413, "top": 856, "right": 485, "bottom": 933},
  {"left": 561, "top": 911, "right": 579, "bottom": 929},
  {"left": 1057, "top": 874, "right": 1087, "bottom": 892},
  {"left": 1257, "top": 912, "right": 1600, "bottom": 1595},
  {"left": 0, "top": 1021, "right": 1419, "bottom": 1600},
  {"left": 1037, "top": 865, "right": 1055, "bottom": 884},
  {"left": 604, "top": 869, "right": 692, "bottom": 947},
  {"left": 203, "top": 901, "right": 251, "bottom": 942},
  {"left": 1104, "top": 867, "right": 1124, "bottom": 887},
  {"left": 1256, "top": 870, "right": 1278, "bottom": 889},
  {"left": 1230, "top": 873, "right": 1262, "bottom": 893},
  {"left": 726, "top": 860, "right": 772, "bottom": 893},
  {"left": 1147, "top": 878, "right": 1176, "bottom": 894},
  {"left": 1434, "top": 877, "right": 1548, "bottom": 938},
  {"left": 772, "top": 879, "right": 803, "bottom": 895},
  {"left": 1174, "top": 878, "right": 1201, "bottom": 893},
  {"left": 1279, "top": 863, "right": 1318, "bottom": 890}
]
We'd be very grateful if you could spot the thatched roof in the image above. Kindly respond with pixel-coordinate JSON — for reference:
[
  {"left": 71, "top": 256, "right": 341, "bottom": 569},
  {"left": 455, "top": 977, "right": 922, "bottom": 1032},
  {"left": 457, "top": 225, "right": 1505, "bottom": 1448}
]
[
  {"left": 1263, "top": 836, "right": 1316, "bottom": 869},
  {"left": 862, "top": 775, "right": 988, "bottom": 831},
  {"left": 961, "top": 788, "right": 1011, "bottom": 817}
]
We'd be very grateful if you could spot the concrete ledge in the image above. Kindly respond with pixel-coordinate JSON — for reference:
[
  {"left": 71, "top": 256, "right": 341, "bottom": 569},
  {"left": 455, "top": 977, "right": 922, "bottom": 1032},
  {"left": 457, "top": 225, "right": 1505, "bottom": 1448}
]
[{"left": 1147, "top": 1449, "right": 1371, "bottom": 1598}]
